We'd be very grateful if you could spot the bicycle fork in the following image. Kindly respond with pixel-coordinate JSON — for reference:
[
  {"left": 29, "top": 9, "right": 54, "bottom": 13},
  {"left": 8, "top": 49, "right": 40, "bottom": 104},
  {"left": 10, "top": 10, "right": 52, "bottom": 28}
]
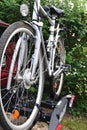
[
  {"left": 18, "top": 23, "right": 42, "bottom": 81},
  {"left": 30, "top": 23, "right": 42, "bottom": 80}
]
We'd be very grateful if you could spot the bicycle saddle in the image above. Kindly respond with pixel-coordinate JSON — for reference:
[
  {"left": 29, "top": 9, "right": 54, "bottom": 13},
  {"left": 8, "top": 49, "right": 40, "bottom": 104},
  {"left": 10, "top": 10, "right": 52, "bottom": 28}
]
[{"left": 50, "top": 5, "right": 64, "bottom": 17}]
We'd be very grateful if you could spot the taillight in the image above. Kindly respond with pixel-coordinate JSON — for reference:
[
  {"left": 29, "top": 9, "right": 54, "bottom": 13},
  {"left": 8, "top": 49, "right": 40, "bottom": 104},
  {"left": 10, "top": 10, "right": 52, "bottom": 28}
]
[{"left": 69, "top": 95, "right": 75, "bottom": 108}]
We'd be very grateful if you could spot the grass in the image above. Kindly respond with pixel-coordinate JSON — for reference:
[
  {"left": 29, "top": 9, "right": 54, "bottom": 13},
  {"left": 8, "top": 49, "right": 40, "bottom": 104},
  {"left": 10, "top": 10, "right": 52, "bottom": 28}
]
[{"left": 62, "top": 115, "right": 87, "bottom": 130}]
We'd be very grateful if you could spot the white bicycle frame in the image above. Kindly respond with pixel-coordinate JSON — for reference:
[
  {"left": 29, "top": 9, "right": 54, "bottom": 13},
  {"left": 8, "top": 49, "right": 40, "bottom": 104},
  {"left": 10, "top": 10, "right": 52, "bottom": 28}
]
[
  {"left": 31, "top": 0, "right": 63, "bottom": 77},
  {"left": 7, "top": 0, "right": 63, "bottom": 89}
]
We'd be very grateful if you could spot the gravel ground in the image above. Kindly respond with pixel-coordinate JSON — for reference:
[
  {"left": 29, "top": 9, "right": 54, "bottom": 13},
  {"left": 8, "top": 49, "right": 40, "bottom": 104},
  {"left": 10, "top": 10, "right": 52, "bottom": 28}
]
[
  {"left": 0, "top": 122, "right": 48, "bottom": 130},
  {"left": 0, "top": 111, "right": 49, "bottom": 130},
  {"left": 32, "top": 122, "right": 48, "bottom": 130}
]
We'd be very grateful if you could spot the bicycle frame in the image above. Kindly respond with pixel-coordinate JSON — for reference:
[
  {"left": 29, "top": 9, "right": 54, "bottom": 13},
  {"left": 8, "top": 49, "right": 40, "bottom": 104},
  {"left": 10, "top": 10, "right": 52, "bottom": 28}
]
[
  {"left": 6, "top": 0, "right": 64, "bottom": 90},
  {"left": 6, "top": 0, "right": 63, "bottom": 90},
  {"left": 29, "top": 0, "right": 63, "bottom": 79}
]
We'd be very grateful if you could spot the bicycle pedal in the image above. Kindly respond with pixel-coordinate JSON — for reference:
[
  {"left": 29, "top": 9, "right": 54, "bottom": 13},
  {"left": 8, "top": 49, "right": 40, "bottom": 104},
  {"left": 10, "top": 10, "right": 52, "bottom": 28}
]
[{"left": 62, "top": 64, "right": 71, "bottom": 73}]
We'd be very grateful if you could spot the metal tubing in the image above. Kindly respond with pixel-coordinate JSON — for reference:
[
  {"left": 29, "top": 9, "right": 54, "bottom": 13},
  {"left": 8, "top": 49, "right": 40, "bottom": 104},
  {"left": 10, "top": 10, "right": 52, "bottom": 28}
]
[
  {"left": 30, "top": 23, "right": 41, "bottom": 80},
  {"left": 32, "top": 0, "right": 40, "bottom": 20},
  {"left": 40, "top": 6, "right": 54, "bottom": 25}
]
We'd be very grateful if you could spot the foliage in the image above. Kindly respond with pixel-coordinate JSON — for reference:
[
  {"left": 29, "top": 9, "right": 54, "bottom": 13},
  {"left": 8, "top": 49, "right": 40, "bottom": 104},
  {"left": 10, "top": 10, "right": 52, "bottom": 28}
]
[
  {"left": 0, "top": 0, "right": 21, "bottom": 23},
  {"left": 0, "top": 0, "right": 33, "bottom": 23},
  {"left": 62, "top": 116, "right": 87, "bottom": 130},
  {"left": 62, "top": 0, "right": 87, "bottom": 49},
  {"left": 59, "top": 0, "right": 87, "bottom": 116},
  {"left": 63, "top": 45, "right": 87, "bottom": 116}
]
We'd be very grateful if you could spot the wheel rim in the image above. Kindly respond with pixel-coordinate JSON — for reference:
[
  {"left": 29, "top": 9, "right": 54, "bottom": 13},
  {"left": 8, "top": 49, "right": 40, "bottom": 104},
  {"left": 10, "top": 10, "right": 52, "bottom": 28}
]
[
  {"left": 53, "top": 39, "right": 66, "bottom": 96},
  {"left": 0, "top": 27, "right": 43, "bottom": 130}
]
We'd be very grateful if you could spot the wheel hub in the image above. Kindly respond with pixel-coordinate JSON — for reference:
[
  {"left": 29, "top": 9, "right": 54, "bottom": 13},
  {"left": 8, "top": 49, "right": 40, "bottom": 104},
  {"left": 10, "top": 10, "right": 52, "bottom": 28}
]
[
  {"left": 16, "top": 69, "right": 38, "bottom": 89},
  {"left": 23, "top": 69, "right": 32, "bottom": 89}
]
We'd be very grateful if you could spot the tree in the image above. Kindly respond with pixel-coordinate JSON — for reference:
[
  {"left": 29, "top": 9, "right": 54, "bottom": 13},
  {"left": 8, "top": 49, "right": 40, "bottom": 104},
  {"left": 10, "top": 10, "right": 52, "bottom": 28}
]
[
  {"left": 58, "top": 0, "right": 87, "bottom": 115},
  {"left": 0, "top": 0, "right": 32, "bottom": 23}
]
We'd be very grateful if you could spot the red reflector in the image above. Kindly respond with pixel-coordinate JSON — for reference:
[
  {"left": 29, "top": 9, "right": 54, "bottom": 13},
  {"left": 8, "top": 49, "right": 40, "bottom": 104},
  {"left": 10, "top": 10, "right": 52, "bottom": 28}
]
[
  {"left": 56, "top": 124, "right": 62, "bottom": 130},
  {"left": 69, "top": 95, "right": 75, "bottom": 108}
]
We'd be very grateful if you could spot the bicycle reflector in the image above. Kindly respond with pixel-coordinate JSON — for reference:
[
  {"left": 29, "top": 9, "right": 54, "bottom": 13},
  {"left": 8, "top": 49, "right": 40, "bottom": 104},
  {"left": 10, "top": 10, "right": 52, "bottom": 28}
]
[
  {"left": 12, "top": 109, "right": 20, "bottom": 119},
  {"left": 56, "top": 123, "right": 62, "bottom": 130}
]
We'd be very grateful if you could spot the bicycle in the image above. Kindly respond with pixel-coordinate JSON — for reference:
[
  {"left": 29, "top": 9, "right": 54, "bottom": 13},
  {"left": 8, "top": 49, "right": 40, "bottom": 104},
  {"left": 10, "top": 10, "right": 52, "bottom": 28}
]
[{"left": 0, "top": 1, "right": 68, "bottom": 130}]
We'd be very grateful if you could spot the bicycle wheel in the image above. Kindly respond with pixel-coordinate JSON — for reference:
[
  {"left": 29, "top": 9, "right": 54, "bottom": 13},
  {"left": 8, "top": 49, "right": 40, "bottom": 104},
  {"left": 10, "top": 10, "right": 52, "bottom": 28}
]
[
  {"left": 53, "top": 38, "right": 66, "bottom": 96},
  {"left": 0, "top": 21, "right": 44, "bottom": 130}
]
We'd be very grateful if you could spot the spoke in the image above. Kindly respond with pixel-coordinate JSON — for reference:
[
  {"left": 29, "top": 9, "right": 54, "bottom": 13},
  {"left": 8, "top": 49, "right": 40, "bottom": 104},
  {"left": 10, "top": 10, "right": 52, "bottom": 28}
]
[
  {"left": 1, "top": 82, "right": 22, "bottom": 100},
  {"left": 19, "top": 58, "right": 32, "bottom": 74},
  {"left": 0, "top": 87, "right": 8, "bottom": 91},
  {"left": 1, "top": 88, "right": 15, "bottom": 101},
  {"left": 37, "top": 52, "right": 48, "bottom": 75},
  {"left": 3, "top": 82, "right": 23, "bottom": 111},
  {"left": 1, "top": 74, "right": 16, "bottom": 81},
  {"left": 5, "top": 91, "right": 15, "bottom": 112},
  {"left": 15, "top": 85, "right": 25, "bottom": 107}
]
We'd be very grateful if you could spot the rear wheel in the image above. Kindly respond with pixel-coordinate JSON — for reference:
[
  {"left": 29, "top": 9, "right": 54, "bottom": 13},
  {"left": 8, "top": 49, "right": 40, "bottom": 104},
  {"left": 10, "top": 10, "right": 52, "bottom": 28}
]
[
  {"left": 53, "top": 38, "right": 66, "bottom": 96},
  {"left": 0, "top": 21, "right": 44, "bottom": 130}
]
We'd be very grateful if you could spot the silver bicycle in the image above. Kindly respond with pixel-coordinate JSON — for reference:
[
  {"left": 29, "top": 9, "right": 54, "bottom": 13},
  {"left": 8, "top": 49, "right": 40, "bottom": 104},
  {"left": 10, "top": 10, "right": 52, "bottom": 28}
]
[{"left": 0, "top": 0, "right": 66, "bottom": 130}]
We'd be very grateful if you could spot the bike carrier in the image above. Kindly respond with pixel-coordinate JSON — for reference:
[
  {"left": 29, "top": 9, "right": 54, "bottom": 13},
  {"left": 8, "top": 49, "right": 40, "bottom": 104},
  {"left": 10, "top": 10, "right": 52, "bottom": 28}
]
[{"left": 38, "top": 94, "right": 75, "bottom": 130}]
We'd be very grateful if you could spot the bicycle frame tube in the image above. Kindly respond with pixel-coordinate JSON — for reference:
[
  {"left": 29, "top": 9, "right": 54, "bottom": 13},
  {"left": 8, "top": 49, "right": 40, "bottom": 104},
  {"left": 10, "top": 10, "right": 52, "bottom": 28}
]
[
  {"left": 32, "top": 0, "right": 40, "bottom": 21},
  {"left": 47, "top": 21, "right": 62, "bottom": 76},
  {"left": 29, "top": 0, "right": 42, "bottom": 80},
  {"left": 47, "top": 17, "right": 56, "bottom": 76},
  {"left": 30, "top": 23, "right": 42, "bottom": 80},
  {"left": 30, "top": 0, "right": 50, "bottom": 79},
  {"left": 30, "top": 0, "right": 61, "bottom": 79},
  {"left": 32, "top": 0, "right": 54, "bottom": 25},
  {"left": 7, "top": 37, "right": 22, "bottom": 89}
]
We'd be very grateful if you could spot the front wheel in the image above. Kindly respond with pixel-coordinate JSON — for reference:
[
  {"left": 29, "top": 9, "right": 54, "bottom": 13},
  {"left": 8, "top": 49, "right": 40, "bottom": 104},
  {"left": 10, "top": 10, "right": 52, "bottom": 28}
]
[{"left": 0, "top": 21, "right": 44, "bottom": 130}]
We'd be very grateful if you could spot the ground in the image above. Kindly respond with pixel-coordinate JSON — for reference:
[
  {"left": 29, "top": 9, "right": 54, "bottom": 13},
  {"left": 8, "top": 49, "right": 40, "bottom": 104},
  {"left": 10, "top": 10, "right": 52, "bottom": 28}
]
[
  {"left": 32, "top": 115, "right": 87, "bottom": 130},
  {"left": 0, "top": 115, "right": 87, "bottom": 130}
]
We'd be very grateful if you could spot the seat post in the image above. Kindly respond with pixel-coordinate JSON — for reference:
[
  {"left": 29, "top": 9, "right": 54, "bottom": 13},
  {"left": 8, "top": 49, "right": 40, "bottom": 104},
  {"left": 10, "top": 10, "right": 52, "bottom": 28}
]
[{"left": 49, "top": 16, "right": 56, "bottom": 35}]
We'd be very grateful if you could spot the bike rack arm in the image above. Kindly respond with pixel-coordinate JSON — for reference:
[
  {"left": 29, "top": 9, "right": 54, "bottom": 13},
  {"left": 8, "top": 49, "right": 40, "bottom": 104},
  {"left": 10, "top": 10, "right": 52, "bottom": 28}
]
[{"left": 48, "top": 94, "right": 75, "bottom": 130}]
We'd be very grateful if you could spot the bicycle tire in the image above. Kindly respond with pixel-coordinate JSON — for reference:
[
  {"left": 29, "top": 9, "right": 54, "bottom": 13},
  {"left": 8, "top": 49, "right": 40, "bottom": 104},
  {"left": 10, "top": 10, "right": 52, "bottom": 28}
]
[
  {"left": 0, "top": 21, "right": 44, "bottom": 130},
  {"left": 53, "top": 38, "right": 66, "bottom": 96}
]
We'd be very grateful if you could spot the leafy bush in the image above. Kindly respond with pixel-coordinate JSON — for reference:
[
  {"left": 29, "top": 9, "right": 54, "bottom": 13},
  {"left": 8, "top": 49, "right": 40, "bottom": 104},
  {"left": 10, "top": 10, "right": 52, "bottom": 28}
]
[
  {"left": 60, "top": 0, "right": 87, "bottom": 116},
  {"left": 63, "top": 45, "right": 87, "bottom": 116}
]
